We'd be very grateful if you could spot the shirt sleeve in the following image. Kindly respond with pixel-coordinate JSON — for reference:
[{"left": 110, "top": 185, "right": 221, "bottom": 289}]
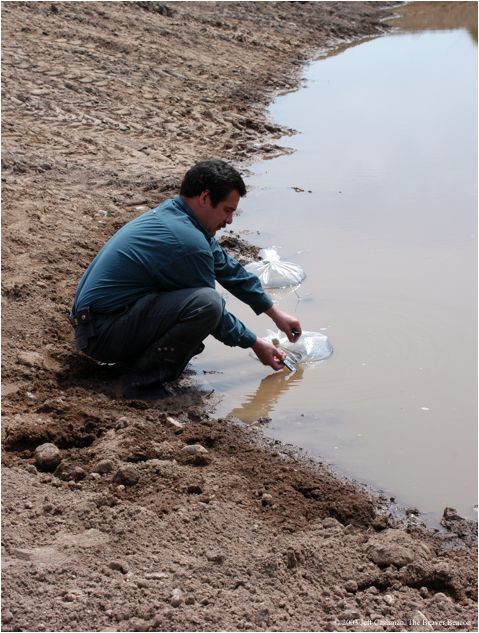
[
  {"left": 211, "top": 239, "right": 273, "bottom": 315},
  {"left": 211, "top": 305, "right": 257, "bottom": 349}
]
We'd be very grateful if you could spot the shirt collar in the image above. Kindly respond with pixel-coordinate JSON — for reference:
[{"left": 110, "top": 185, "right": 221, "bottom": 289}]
[{"left": 174, "top": 195, "right": 213, "bottom": 242}]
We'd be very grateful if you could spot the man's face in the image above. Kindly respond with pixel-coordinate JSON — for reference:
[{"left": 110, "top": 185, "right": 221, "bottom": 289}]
[{"left": 202, "top": 189, "right": 240, "bottom": 236}]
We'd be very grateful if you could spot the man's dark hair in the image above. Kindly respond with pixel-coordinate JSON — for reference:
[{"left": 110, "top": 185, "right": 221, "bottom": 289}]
[{"left": 180, "top": 160, "right": 246, "bottom": 206}]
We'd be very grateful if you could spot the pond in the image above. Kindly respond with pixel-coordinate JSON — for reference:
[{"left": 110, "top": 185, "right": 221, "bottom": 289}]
[{"left": 192, "top": 2, "right": 478, "bottom": 522}]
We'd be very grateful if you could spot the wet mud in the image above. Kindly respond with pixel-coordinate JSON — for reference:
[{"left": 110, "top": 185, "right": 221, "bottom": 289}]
[{"left": 2, "top": 2, "right": 477, "bottom": 631}]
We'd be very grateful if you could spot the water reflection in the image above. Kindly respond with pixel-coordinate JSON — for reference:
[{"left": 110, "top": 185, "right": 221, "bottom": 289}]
[
  {"left": 228, "top": 366, "right": 304, "bottom": 423},
  {"left": 390, "top": 1, "right": 478, "bottom": 43}
]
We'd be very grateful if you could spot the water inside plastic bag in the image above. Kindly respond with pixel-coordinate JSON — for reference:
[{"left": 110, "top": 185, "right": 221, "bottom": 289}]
[
  {"left": 260, "top": 329, "right": 333, "bottom": 363},
  {"left": 245, "top": 248, "right": 305, "bottom": 288}
]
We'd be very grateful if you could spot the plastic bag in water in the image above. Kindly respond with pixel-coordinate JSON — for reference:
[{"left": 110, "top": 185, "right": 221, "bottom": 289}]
[
  {"left": 263, "top": 329, "right": 333, "bottom": 363},
  {"left": 245, "top": 248, "right": 305, "bottom": 289}
]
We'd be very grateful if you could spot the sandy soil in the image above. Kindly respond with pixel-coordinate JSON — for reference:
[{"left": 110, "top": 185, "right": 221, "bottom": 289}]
[{"left": 2, "top": 2, "right": 477, "bottom": 631}]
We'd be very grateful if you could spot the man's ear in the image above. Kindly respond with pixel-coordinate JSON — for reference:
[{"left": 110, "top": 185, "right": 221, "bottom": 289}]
[{"left": 199, "top": 190, "right": 210, "bottom": 207}]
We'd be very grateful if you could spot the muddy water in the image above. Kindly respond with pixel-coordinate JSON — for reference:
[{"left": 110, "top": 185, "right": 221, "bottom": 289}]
[{"left": 192, "top": 4, "right": 478, "bottom": 521}]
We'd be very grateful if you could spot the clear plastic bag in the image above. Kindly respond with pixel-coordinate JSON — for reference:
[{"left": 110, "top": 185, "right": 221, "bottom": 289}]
[
  {"left": 245, "top": 248, "right": 305, "bottom": 289},
  {"left": 262, "top": 329, "right": 333, "bottom": 363}
]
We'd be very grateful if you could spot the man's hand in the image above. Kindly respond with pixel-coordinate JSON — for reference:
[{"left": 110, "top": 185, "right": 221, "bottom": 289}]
[
  {"left": 265, "top": 305, "right": 302, "bottom": 342},
  {"left": 252, "top": 337, "right": 285, "bottom": 371}
]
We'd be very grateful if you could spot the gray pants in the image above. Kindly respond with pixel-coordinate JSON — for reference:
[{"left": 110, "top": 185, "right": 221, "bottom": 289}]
[{"left": 75, "top": 288, "right": 223, "bottom": 382}]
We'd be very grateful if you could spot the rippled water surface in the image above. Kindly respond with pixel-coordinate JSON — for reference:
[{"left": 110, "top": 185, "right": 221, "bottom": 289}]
[{"left": 192, "top": 3, "right": 478, "bottom": 520}]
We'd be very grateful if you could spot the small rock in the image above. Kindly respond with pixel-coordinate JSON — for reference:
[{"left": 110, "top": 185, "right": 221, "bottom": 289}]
[
  {"left": 261, "top": 493, "right": 273, "bottom": 506},
  {"left": 112, "top": 465, "right": 140, "bottom": 486},
  {"left": 136, "top": 579, "right": 148, "bottom": 588},
  {"left": 185, "top": 596, "right": 195, "bottom": 605},
  {"left": 372, "top": 515, "right": 389, "bottom": 531},
  {"left": 166, "top": 416, "right": 183, "bottom": 429},
  {"left": 170, "top": 587, "right": 183, "bottom": 607},
  {"left": 55, "top": 462, "right": 86, "bottom": 482},
  {"left": 34, "top": 443, "right": 62, "bottom": 472},
  {"left": 25, "top": 391, "right": 36, "bottom": 401},
  {"left": 115, "top": 416, "right": 129, "bottom": 429},
  {"left": 322, "top": 517, "right": 342, "bottom": 529},
  {"left": 344, "top": 580, "right": 358, "bottom": 593},
  {"left": 24, "top": 501, "right": 33, "bottom": 509},
  {"left": 93, "top": 459, "right": 115, "bottom": 474},
  {"left": 181, "top": 444, "right": 210, "bottom": 465},
  {"left": 433, "top": 592, "right": 450, "bottom": 603},
  {"left": 406, "top": 507, "right": 419, "bottom": 516},
  {"left": 432, "top": 561, "right": 450, "bottom": 575},
  {"left": 12, "top": 548, "right": 33, "bottom": 561},
  {"left": 90, "top": 472, "right": 101, "bottom": 480},
  {"left": 17, "top": 351, "right": 44, "bottom": 368},
  {"left": 2, "top": 610, "right": 13, "bottom": 624},
  {"left": 343, "top": 524, "right": 355, "bottom": 535},
  {"left": 109, "top": 560, "right": 129, "bottom": 574},
  {"left": 383, "top": 593, "right": 395, "bottom": 605},
  {"left": 181, "top": 444, "right": 208, "bottom": 456},
  {"left": 144, "top": 571, "right": 168, "bottom": 580},
  {"left": 419, "top": 586, "right": 429, "bottom": 598},
  {"left": 442, "top": 507, "right": 460, "bottom": 522},
  {"left": 367, "top": 529, "right": 431, "bottom": 568},
  {"left": 365, "top": 586, "right": 379, "bottom": 595},
  {"left": 409, "top": 610, "right": 433, "bottom": 631},
  {"left": 25, "top": 464, "right": 37, "bottom": 474},
  {"left": 205, "top": 551, "right": 225, "bottom": 564}
]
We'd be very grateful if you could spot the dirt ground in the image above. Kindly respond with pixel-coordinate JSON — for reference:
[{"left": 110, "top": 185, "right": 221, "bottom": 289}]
[{"left": 1, "top": 2, "right": 477, "bottom": 632}]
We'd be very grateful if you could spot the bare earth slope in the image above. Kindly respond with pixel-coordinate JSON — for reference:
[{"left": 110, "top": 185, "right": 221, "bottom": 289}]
[{"left": 2, "top": 2, "right": 477, "bottom": 631}]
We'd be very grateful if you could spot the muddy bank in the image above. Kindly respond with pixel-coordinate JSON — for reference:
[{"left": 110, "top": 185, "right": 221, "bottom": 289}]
[{"left": 2, "top": 2, "right": 477, "bottom": 631}]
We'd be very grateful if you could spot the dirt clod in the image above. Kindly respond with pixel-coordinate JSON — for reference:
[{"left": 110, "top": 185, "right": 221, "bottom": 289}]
[
  {"left": 93, "top": 459, "right": 115, "bottom": 474},
  {"left": 109, "top": 561, "right": 129, "bottom": 575},
  {"left": 34, "top": 443, "right": 62, "bottom": 472},
  {"left": 112, "top": 465, "right": 140, "bottom": 486},
  {"left": 54, "top": 462, "right": 86, "bottom": 482},
  {"left": 345, "top": 580, "right": 358, "bottom": 593},
  {"left": 367, "top": 529, "right": 431, "bottom": 568},
  {"left": 170, "top": 588, "right": 183, "bottom": 608}
]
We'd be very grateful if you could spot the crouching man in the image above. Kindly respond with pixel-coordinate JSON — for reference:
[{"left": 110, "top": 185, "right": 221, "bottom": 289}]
[{"left": 69, "top": 159, "right": 302, "bottom": 398}]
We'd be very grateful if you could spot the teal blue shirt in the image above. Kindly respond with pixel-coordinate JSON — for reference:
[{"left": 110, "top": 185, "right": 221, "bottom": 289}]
[{"left": 73, "top": 196, "right": 273, "bottom": 348}]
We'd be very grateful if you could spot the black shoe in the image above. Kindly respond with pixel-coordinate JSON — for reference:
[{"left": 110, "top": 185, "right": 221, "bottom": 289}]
[
  {"left": 122, "top": 379, "right": 170, "bottom": 401},
  {"left": 193, "top": 343, "right": 205, "bottom": 357}
]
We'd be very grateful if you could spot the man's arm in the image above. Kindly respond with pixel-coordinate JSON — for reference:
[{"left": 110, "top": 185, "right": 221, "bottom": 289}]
[
  {"left": 212, "top": 241, "right": 302, "bottom": 368},
  {"left": 264, "top": 305, "right": 302, "bottom": 342},
  {"left": 212, "top": 241, "right": 273, "bottom": 314}
]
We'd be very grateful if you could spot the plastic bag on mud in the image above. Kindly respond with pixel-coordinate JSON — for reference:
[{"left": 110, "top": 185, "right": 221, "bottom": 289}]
[
  {"left": 259, "top": 329, "right": 333, "bottom": 363},
  {"left": 244, "top": 248, "right": 305, "bottom": 289}
]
